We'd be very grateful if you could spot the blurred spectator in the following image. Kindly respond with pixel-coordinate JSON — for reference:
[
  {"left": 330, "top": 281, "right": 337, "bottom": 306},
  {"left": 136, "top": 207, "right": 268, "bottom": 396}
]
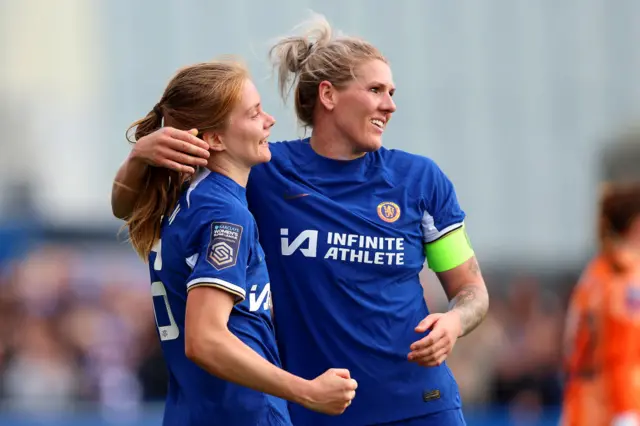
[
  {"left": 489, "top": 276, "right": 565, "bottom": 418},
  {"left": 0, "top": 241, "right": 576, "bottom": 423},
  {"left": 2, "top": 317, "right": 79, "bottom": 412},
  {"left": 0, "top": 243, "right": 163, "bottom": 418}
]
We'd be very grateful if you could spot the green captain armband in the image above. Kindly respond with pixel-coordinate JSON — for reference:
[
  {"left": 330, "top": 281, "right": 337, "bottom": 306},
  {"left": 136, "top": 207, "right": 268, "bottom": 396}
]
[{"left": 424, "top": 225, "right": 475, "bottom": 272}]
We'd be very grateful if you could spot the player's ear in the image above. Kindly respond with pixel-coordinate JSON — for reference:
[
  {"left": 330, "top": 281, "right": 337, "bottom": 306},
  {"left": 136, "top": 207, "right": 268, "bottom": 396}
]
[
  {"left": 202, "top": 131, "right": 225, "bottom": 152},
  {"left": 318, "top": 81, "right": 337, "bottom": 112}
]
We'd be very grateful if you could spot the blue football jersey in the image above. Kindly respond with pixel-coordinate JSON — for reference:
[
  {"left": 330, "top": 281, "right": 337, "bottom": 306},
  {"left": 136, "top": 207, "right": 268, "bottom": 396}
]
[
  {"left": 247, "top": 140, "right": 465, "bottom": 426},
  {"left": 148, "top": 170, "right": 291, "bottom": 426}
]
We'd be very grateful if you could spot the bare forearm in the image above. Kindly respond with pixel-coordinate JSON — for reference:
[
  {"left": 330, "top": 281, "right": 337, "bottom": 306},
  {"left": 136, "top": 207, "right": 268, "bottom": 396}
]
[
  {"left": 187, "top": 329, "right": 312, "bottom": 405},
  {"left": 447, "top": 274, "right": 489, "bottom": 337},
  {"left": 111, "top": 152, "right": 148, "bottom": 219},
  {"left": 448, "top": 284, "right": 489, "bottom": 336},
  {"left": 447, "top": 260, "right": 489, "bottom": 336}
]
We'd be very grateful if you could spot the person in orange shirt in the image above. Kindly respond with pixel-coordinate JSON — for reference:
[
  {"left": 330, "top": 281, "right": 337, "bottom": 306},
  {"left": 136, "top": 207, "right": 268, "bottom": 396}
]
[{"left": 562, "top": 182, "right": 640, "bottom": 426}]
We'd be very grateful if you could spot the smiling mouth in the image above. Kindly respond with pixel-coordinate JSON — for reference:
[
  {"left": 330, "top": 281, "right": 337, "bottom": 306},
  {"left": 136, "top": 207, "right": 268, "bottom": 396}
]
[{"left": 371, "top": 119, "right": 385, "bottom": 130}]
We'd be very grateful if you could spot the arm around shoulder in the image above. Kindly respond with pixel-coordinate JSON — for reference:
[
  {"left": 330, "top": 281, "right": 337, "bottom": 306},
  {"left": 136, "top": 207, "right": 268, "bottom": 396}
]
[
  {"left": 111, "top": 127, "right": 211, "bottom": 219},
  {"left": 111, "top": 151, "right": 149, "bottom": 219}
]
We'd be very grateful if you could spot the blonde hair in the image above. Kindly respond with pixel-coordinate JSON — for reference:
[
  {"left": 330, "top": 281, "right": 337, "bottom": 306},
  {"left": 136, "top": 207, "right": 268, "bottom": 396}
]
[
  {"left": 269, "top": 13, "right": 386, "bottom": 128},
  {"left": 125, "top": 60, "right": 248, "bottom": 259}
]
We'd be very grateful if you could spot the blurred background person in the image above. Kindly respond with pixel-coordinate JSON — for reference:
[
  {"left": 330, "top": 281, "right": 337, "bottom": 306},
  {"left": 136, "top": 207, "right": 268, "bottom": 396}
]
[{"left": 562, "top": 179, "right": 640, "bottom": 426}]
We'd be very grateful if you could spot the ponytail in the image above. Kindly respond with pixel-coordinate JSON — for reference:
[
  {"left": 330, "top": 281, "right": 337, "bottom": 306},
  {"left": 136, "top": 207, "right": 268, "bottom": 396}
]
[
  {"left": 121, "top": 60, "right": 249, "bottom": 259},
  {"left": 124, "top": 106, "right": 186, "bottom": 260}
]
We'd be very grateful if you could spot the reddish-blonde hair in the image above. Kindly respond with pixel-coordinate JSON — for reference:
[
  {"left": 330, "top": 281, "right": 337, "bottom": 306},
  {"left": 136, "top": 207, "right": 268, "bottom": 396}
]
[{"left": 125, "top": 60, "right": 248, "bottom": 259}]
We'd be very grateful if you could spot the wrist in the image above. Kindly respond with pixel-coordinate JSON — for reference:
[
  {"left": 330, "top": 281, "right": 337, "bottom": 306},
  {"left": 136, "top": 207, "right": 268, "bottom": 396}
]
[
  {"left": 288, "top": 376, "right": 316, "bottom": 406},
  {"left": 127, "top": 149, "right": 151, "bottom": 175},
  {"left": 128, "top": 145, "right": 151, "bottom": 167},
  {"left": 448, "top": 309, "right": 464, "bottom": 337}
]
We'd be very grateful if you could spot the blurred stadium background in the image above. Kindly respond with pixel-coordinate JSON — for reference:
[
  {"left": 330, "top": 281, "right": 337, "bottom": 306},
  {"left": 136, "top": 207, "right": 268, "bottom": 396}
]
[{"left": 1, "top": 1, "right": 640, "bottom": 425}]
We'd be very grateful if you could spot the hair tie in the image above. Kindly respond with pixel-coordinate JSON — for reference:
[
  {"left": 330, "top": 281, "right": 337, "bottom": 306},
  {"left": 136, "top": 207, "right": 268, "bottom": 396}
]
[{"left": 153, "top": 103, "right": 163, "bottom": 117}]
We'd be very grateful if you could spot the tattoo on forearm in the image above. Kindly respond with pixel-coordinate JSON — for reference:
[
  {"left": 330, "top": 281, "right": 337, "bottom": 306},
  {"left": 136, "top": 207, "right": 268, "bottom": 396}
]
[
  {"left": 448, "top": 259, "right": 489, "bottom": 336},
  {"left": 468, "top": 258, "right": 481, "bottom": 276}
]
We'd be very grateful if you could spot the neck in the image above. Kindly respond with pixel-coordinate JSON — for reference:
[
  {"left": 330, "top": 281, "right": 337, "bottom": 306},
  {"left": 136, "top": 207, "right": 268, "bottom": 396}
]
[
  {"left": 621, "top": 238, "right": 640, "bottom": 257},
  {"left": 309, "top": 118, "right": 365, "bottom": 161},
  {"left": 610, "top": 239, "right": 640, "bottom": 270},
  {"left": 206, "top": 155, "right": 250, "bottom": 188}
]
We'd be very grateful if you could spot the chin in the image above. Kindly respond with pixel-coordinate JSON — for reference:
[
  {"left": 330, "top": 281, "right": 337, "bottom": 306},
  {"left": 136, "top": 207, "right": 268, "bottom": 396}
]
[
  {"left": 257, "top": 147, "right": 272, "bottom": 164},
  {"left": 358, "top": 137, "right": 383, "bottom": 153}
]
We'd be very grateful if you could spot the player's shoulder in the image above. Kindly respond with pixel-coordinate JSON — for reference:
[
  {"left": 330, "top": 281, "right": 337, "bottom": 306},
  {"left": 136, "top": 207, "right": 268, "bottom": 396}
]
[
  {"left": 181, "top": 171, "right": 251, "bottom": 224},
  {"left": 250, "top": 139, "right": 308, "bottom": 179},
  {"left": 268, "top": 138, "right": 308, "bottom": 156},
  {"left": 376, "top": 146, "right": 442, "bottom": 175},
  {"left": 581, "top": 255, "right": 611, "bottom": 281},
  {"left": 573, "top": 255, "right": 612, "bottom": 298},
  {"left": 269, "top": 138, "right": 308, "bottom": 164},
  {"left": 375, "top": 147, "right": 450, "bottom": 195},
  {"left": 183, "top": 171, "right": 239, "bottom": 208}
]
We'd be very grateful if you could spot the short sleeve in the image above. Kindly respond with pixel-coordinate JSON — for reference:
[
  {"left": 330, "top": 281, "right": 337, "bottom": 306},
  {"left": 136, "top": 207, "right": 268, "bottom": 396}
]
[
  {"left": 185, "top": 208, "right": 254, "bottom": 303},
  {"left": 420, "top": 159, "right": 466, "bottom": 244}
]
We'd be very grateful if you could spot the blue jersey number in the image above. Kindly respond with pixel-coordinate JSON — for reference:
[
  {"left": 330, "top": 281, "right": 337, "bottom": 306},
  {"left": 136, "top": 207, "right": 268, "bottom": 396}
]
[{"left": 151, "top": 239, "right": 180, "bottom": 341}]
